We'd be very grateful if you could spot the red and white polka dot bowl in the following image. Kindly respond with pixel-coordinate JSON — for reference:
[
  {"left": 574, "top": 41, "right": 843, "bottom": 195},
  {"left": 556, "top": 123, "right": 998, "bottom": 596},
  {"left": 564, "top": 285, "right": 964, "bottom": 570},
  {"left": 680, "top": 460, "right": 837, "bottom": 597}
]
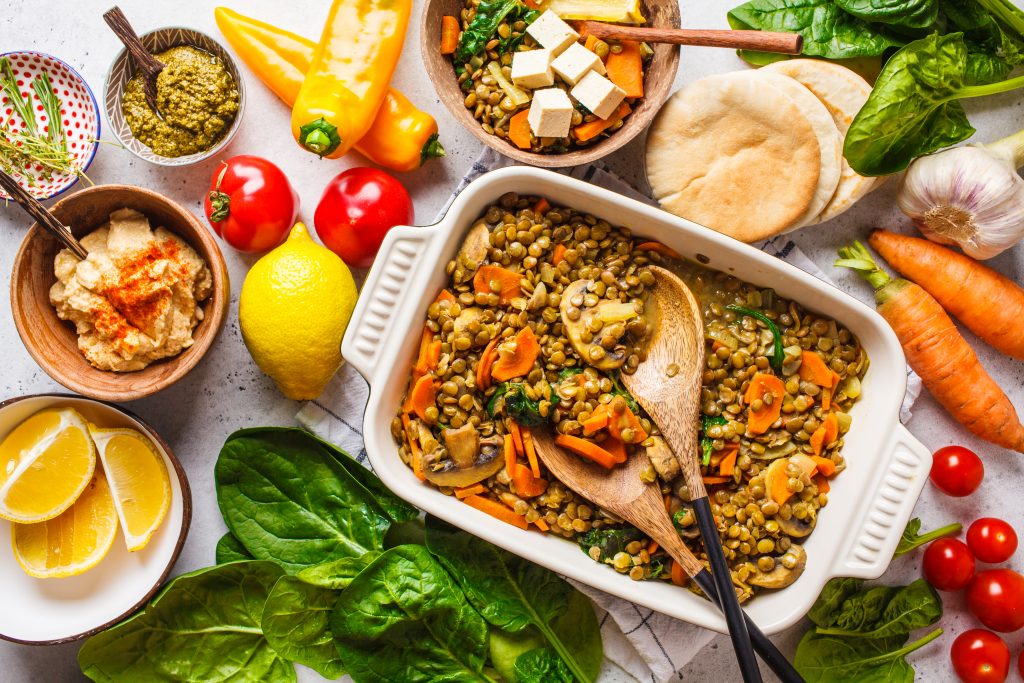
[{"left": 0, "top": 51, "right": 100, "bottom": 201}]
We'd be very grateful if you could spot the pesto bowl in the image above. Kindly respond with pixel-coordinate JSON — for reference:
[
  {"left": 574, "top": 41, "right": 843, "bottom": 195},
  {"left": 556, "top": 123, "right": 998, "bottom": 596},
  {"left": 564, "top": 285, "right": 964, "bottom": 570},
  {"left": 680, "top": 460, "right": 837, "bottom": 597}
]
[{"left": 102, "top": 27, "right": 245, "bottom": 167}]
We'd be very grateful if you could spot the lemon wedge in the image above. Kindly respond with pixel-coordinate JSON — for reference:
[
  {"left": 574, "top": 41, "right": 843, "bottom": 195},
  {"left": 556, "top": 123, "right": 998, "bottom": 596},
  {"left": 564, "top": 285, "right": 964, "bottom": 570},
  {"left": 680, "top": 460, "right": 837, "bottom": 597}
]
[
  {"left": 0, "top": 408, "right": 96, "bottom": 523},
  {"left": 88, "top": 427, "right": 171, "bottom": 552},
  {"left": 12, "top": 472, "right": 118, "bottom": 578}
]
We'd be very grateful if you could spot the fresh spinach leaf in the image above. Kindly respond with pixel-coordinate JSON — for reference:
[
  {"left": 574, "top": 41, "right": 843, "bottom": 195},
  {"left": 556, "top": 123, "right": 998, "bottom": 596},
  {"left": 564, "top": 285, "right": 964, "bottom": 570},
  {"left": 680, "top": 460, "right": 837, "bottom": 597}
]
[
  {"left": 498, "top": 5, "right": 541, "bottom": 54},
  {"left": 808, "top": 577, "right": 864, "bottom": 627},
  {"left": 893, "top": 518, "right": 961, "bottom": 556},
  {"left": 426, "top": 516, "right": 602, "bottom": 683},
  {"left": 330, "top": 545, "right": 497, "bottom": 683},
  {"left": 215, "top": 428, "right": 390, "bottom": 573},
  {"left": 836, "top": 0, "right": 939, "bottom": 29},
  {"left": 577, "top": 526, "right": 646, "bottom": 563},
  {"left": 455, "top": 0, "right": 523, "bottom": 64},
  {"left": 828, "top": 585, "right": 898, "bottom": 632},
  {"left": 296, "top": 551, "right": 380, "bottom": 589},
  {"left": 794, "top": 627, "right": 943, "bottom": 682},
  {"left": 216, "top": 532, "right": 254, "bottom": 564},
  {"left": 79, "top": 561, "right": 294, "bottom": 683},
  {"left": 816, "top": 579, "right": 942, "bottom": 639},
  {"left": 489, "top": 627, "right": 546, "bottom": 682},
  {"left": 726, "top": 305, "right": 784, "bottom": 372},
  {"left": 262, "top": 576, "right": 345, "bottom": 679},
  {"left": 514, "top": 648, "right": 574, "bottom": 683},
  {"left": 488, "top": 381, "right": 548, "bottom": 426}
]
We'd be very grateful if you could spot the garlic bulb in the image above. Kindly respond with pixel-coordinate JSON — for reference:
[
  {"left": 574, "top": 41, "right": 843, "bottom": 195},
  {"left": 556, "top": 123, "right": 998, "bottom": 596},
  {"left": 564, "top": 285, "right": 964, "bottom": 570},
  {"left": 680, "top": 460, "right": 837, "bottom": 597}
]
[{"left": 897, "top": 130, "right": 1024, "bottom": 259}]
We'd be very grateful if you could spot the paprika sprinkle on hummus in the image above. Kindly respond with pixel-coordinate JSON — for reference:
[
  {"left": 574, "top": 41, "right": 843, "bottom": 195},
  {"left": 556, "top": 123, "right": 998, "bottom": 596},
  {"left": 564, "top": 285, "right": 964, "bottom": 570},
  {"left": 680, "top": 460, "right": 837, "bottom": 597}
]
[{"left": 49, "top": 208, "right": 213, "bottom": 372}]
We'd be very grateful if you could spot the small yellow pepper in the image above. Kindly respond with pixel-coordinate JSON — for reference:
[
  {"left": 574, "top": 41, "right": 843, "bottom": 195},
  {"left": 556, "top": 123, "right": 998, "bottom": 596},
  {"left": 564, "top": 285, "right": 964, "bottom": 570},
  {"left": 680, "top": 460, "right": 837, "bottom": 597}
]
[
  {"left": 214, "top": 7, "right": 443, "bottom": 171},
  {"left": 291, "top": 0, "right": 412, "bottom": 159}
]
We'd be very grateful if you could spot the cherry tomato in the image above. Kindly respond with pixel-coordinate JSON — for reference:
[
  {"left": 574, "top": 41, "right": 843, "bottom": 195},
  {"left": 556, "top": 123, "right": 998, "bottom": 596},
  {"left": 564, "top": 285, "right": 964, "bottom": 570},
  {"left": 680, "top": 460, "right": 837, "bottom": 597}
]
[
  {"left": 968, "top": 518, "right": 1018, "bottom": 564},
  {"left": 204, "top": 155, "right": 299, "bottom": 253},
  {"left": 967, "top": 569, "right": 1024, "bottom": 632},
  {"left": 923, "top": 538, "right": 975, "bottom": 591},
  {"left": 930, "top": 445, "right": 984, "bottom": 497},
  {"left": 951, "top": 629, "right": 1010, "bottom": 683},
  {"left": 314, "top": 167, "right": 414, "bottom": 268}
]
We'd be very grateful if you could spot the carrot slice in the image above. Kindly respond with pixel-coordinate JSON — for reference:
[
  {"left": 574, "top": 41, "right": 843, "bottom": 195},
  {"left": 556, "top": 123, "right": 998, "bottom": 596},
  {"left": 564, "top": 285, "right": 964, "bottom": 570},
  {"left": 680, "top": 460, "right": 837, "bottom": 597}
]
[
  {"left": 512, "top": 462, "right": 547, "bottom": 498},
  {"left": 413, "top": 326, "right": 435, "bottom": 378},
  {"left": 509, "top": 110, "right": 532, "bottom": 149},
  {"left": 533, "top": 198, "right": 550, "bottom": 214},
  {"left": 636, "top": 241, "right": 682, "bottom": 260},
  {"left": 476, "top": 337, "right": 499, "bottom": 390},
  {"left": 799, "top": 351, "right": 834, "bottom": 387},
  {"left": 813, "top": 474, "right": 831, "bottom": 493},
  {"left": 647, "top": 540, "right": 659, "bottom": 555},
  {"left": 823, "top": 412, "right": 839, "bottom": 444},
  {"left": 473, "top": 265, "right": 522, "bottom": 305},
  {"left": 436, "top": 288, "right": 456, "bottom": 304},
  {"left": 702, "top": 476, "right": 732, "bottom": 485},
  {"left": 822, "top": 383, "right": 833, "bottom": 412},
  {"left": 718, "top": 443, "right": 740, "bottom": 477},
  {"left": 671, "top": 560, "right": 686, "bottom": 586},
  {"left": 767, "top": 459, "right": 794, "bottom": 506},
  {"left": 464, "top": 494, "right": 529, "bottom": 530},
  {"left": 522, "top": 427, "right": 541, "bottom": 477},
  {"left": 440, "top": 15, "right": 460, "bottom": 55},
  {"left": 509, "top": 420, "right": 525, "bottom": 456},
  {"left": 534, "top": 517, "right": 550, "bottom": 531},
  {"left": 605, "top": 41, "right": 643, "bottom": 98},
  {"left": 405, "top": 375, "right": 437, "bottom": 423},
  {"left": 554, "top": 434, "right": 618, "bottom": 469},
  {"left": 603, "top": 436, "right": 628, "bottom": 464},
  {"left": 810, "top": 426, "right": 827, "bottom": 457},
  {"left": 584, "top": 34, "right": 600, "bottom": 53},
  {"left": 574, "top": 101, "right": 631, "bottom": 142},
  {"left": 492, "top": 326, "right": 540, "bottom": 381},
  {"left": 607, "top": 399, "right": 648, "bottom": 443},
  {"left": 401, "top": 413, "right": 425, "bottom": 481},
  {"left": 455, "top": 483, "right": 485, "bottom": 499},
  {"left": 582, "top": 404, "right": 610, "bottom": 433},
  {"left": 744, "top": 373, "right": 785, "bottom": 435},
  {"left": 504, "top": 433, "right": 517, "bottom": 475},
  {"left": 811, "top": 455, "right": 836, "bottom": 478},
  {"left": 552, "top": 243, "right": 567, "bottom": 265}
]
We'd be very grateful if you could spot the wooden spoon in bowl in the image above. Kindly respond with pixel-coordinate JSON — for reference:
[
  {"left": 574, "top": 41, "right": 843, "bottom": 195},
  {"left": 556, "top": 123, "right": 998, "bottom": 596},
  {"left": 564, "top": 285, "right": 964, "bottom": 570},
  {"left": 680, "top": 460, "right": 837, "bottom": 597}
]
[
  {"left": 0, "top": 170, "right": 88, "bottom": 259},
  {"left": 103, "top": 6, "right": 164, "bottom": 117},
  {"left": 577, "top": 21, "right": 803, "bottom": 55}
]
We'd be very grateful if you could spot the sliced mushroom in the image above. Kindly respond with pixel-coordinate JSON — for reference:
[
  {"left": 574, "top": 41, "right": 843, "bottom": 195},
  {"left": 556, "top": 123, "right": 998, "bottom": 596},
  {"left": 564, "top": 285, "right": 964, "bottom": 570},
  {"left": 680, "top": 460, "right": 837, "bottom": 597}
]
[
  {"left": 453, "top": 221, "right": 490, "bottom": 284},
  {"left": 646, "top": 436, "right": 680, "bottom": 482},
  {"left": 424, "top": 436, "right": 504, "bottom": 488},
  {"left": 559, "top": 280, "right": 630, "bottom": 371},
  {"left": 453, "top": 307, "right": 491, "bottom": 349},
  {"left": 778, "top": 514, "right": 816, "bottom": 538},
  {"left": 742, "top": 439, "right": 796, "bottom": 461},
  {"left": 748, "top": 544, "right": 806, "bottom": 589},
  {"left": 443, "top": 424, "right": 480, "bottom": 469}
]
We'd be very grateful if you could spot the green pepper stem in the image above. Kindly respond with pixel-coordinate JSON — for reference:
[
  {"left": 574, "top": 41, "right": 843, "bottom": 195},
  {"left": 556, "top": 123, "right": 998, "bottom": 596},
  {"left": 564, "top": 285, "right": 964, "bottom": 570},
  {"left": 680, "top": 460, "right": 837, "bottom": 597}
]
[{"left": 420, "top": 133, "right": 446, "bottom": 166}]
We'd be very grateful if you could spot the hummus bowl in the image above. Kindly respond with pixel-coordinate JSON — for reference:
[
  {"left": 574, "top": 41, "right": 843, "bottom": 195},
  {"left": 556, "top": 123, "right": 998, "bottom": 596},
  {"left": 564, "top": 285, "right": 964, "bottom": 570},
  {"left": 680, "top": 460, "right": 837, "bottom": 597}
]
[
  {"left": 342, "top": 166, "right": 931, "bottom": 635},
  {"left": 10, "top": 184, "right": 229, "bottom": 401}
]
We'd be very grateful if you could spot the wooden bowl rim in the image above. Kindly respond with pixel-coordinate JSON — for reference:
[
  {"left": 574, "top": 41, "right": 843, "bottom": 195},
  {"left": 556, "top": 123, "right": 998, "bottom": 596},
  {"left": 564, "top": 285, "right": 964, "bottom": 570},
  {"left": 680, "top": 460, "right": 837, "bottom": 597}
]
[
  {"left": 420, "top": 0, "right": 681, "bottom": 167},
  {"left": 0, "top": 392, "right": 192, "bottom": 646},
  {"left": 9, "top": 184, "right": 230, "bottom": 402}
]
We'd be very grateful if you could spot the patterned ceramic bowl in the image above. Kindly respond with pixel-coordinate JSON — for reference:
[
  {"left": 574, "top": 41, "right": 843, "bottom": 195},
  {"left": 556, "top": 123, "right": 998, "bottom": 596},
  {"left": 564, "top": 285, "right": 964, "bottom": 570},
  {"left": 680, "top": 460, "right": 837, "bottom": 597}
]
[
  {"left": 103, "top": 27, "right": 245, "bottom": 167},
  {"left": 0, "top": 51, "right": 100, "bottom": 200}
]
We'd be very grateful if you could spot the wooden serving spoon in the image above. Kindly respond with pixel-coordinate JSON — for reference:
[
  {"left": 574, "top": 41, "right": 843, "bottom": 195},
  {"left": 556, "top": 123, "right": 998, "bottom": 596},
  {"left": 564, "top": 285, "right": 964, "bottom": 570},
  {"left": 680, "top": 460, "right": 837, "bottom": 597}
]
[
  {"left": 577, "top": 21, "right": 803, "bottom": 55},
  {"left": 103, "top": 6, "right": 164, "bottom": 117},
  {"left": 0, "top": 170, "right": 88, "bottom": 259},
  {"left": 531, "top": 431, "right": 803, "bottom": 683}
]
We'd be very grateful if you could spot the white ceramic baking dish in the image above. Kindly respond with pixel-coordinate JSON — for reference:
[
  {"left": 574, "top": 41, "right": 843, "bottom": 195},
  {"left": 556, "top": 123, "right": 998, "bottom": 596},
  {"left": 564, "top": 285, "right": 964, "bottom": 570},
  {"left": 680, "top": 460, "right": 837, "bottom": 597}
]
[{"left": 343, "top": 166, "right": 930, "bottom": 635}]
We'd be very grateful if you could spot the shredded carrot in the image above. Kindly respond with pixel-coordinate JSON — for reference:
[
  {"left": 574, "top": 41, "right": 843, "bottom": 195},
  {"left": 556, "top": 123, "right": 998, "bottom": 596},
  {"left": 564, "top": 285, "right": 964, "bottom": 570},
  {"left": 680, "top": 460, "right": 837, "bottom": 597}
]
[
  {"left": 534, "top": 517, "right": 550, "bottom": 531},
  {"left": 636, "top": 241, "right": 682, "bottom": 260},
  {"left": 813, "top": 474, "right": 831, "bottom": 493},
  {"left": 403, "top": 374, "right": 437, "bottom": 423},
  {"left": 582, "top": 404, "right": 610, "bottom": 433},
  {"left": 555, "top": 434, "right": 618, "bottom": 469},
  {"left": 401, "top": 413, "right": 425, "bottom": 481},
  {"left": 509, "top": 110, "right": 532, "bottom": 149},
  {"left": 533, "top": 197, "right": 550, "bottom": 214},
  {"left": 603, "top": 436, "right": 628, "bottom": 464},
  {"left": 522, "top": 427, "right": 541, "bottom": 477},
  {"left": 647, "top": 540, "right": 659, "bottom": 555},
  {"left": 455, "top": 483, "right": 485, "bottom": 499},
  {"left": 435, "top": 288, "right": 456, "bottom": 304},
  {"left": 811, "top": 455, "right": 837, "bottom": 478},
  {"left": 574, "top": 101, "right": 631, "bottom": 142},
  {"left": 671, "top": 560, "right": 686, "bottom": 586},
  {"left": 464, "top": 494, "right": 529, "bottom": 530},
  {"left": 504, "top": 433, "right": 517, "bottom": 476},
  {"left": 509, "top": 420, "right": 525, "bottom": 456},
  {"left": 440, "top": 15, "right": 460, "bottom": 55},
  {"left": 492, "top": 326, "right": 540, "bottom": 381},
  {"left": 512, "top": 462, "right": 547, "bottom": 498},
  {"left": 552, "top": 243, "right": 567, "bottom": 265},
  {"left": 605, "top": 40, "right": 643, "bottom": 98},
  {"left": 799, "top": 351, "right": 834, "bottom": 387},
  {"left": 702, "top": 476, "right": 732, "bottom": 485},
  {"left": 473, "top": 265, "right": 522, "bottom": 305},
  {"left": 718, "top": 443, "right": 739, "bottom": 477},
  {"left": 476, "top": 337, "right": 499, "bottom": 390},
  {"left": 744, "top": 373, "right": 785, "bottom": 435}
]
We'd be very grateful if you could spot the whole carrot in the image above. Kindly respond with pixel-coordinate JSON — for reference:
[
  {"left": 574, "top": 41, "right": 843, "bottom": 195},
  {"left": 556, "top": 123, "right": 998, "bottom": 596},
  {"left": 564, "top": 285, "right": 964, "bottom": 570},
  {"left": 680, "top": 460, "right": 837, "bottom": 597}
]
[
  {"left": 837, "top": 241, "right": 1024, "bottom": 453},
  {"left": 868, "top": 230, "right": 1024, "bottom": 360}
]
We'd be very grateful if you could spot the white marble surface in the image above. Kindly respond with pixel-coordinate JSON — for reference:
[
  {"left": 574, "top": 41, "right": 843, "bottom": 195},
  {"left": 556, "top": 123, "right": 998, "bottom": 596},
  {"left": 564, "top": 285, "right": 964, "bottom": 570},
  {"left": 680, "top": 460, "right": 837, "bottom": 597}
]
[{"left": 2, "top": 1, "right": 1023, "bottom": 681}]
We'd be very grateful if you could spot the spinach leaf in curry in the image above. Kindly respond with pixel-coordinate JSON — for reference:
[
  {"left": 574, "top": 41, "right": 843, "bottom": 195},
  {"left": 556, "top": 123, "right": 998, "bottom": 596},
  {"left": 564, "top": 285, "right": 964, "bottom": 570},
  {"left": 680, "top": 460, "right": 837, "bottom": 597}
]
[{"left": 454, "top": 0, "right": 535, "bottom": 64}]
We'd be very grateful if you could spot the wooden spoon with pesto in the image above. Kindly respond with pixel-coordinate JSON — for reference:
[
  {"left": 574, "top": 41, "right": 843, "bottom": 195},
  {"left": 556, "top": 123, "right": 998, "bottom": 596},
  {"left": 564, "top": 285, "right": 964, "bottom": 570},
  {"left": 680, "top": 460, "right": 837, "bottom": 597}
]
[{"left": 103, "top": 6, "right": 164, "bottom": 118}]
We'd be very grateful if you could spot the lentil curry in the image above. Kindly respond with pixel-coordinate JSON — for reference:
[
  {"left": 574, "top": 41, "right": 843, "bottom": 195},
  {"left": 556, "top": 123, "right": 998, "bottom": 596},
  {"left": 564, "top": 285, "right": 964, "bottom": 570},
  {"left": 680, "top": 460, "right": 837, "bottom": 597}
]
[{"left": 394, "top": 193, "right": 866, "bottom": 601}]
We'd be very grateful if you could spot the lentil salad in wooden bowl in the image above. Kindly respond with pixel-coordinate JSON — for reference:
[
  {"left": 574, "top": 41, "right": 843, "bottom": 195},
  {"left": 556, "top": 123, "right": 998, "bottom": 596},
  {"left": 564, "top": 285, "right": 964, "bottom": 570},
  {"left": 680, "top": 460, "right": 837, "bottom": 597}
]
[
  {"left": 422, "top": 0, "right": 680, "bottom": 167},
  {"left": 393, "top": 191, "right": 867, "bottom": 602}
]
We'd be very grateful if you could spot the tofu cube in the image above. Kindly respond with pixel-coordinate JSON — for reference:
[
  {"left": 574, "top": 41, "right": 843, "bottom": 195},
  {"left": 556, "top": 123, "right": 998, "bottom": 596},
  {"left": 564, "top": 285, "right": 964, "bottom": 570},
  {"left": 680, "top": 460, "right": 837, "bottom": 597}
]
[
  {"left": 528, "top": 88, "right": 574, "bottom": 139},
  {"left": 551, "top": 42, "right": 606, "bottom": 86},
  {"left": 525, "top": 10, "right": 579, "bottom": 56},
  {"left": 511, "top": 49, "right": 554, "bottom": 89},
  {"left": 571, "top": 71, "right": 626, "bottom": 120}
]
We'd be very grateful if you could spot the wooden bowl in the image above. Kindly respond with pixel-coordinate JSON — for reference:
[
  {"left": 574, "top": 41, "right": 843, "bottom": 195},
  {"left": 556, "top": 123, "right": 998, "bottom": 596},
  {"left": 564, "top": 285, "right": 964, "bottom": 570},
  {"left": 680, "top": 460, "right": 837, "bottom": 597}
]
[
  {"left": 421, "top": 0, "right": 680, "bottom": 168},
  {"left": 10, "top": 185, "right": 230, "bottom": 401}
]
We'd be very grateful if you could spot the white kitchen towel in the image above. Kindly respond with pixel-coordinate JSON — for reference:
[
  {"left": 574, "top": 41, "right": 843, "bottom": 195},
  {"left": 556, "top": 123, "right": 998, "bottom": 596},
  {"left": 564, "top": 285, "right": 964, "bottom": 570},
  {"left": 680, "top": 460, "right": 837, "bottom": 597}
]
[{"left": 298, "top": 147, "right": 923, "bottom": 683}]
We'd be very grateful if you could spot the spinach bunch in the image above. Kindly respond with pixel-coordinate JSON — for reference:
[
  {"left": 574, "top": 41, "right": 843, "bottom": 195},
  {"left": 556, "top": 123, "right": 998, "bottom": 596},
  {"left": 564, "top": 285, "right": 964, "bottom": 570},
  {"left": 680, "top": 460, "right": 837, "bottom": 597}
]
[{"left": 454, "top": 0, "right": 537, "bottom": 65}]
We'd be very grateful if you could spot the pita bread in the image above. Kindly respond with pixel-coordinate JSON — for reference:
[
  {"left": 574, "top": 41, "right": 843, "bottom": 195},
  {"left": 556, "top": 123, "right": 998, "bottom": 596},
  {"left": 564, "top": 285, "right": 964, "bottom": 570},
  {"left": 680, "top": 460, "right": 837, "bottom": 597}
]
[
  {"left": 764, "top": 59, "right": 878, "bottom": 223},
  {"left": 750, "top": 71, "right": 843, "bottom": 231},
  {"left": 645, "top": 71, "right": 821, "bottom": 242}
]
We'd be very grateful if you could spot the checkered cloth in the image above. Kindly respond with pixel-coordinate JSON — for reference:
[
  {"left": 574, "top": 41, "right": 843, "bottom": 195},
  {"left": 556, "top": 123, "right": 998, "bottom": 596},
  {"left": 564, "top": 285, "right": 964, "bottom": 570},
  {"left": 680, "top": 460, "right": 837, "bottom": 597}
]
[{"left": 298, "top": 148, "right": 922, "bottom": 682}]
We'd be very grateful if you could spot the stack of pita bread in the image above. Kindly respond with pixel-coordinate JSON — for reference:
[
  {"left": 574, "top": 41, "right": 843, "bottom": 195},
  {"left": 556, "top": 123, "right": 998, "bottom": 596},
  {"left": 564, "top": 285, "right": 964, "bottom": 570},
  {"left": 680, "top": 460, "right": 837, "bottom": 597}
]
[{"left": 645, "top": 59, "right": 882, "bottom": 242}]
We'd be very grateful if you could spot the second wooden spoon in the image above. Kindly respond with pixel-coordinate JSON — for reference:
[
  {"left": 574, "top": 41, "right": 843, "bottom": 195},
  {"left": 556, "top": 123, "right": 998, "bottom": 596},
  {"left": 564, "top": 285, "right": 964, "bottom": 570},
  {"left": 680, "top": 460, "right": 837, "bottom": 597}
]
[{"left": 578, "top": 21, "right": 803, "bottom": 55}]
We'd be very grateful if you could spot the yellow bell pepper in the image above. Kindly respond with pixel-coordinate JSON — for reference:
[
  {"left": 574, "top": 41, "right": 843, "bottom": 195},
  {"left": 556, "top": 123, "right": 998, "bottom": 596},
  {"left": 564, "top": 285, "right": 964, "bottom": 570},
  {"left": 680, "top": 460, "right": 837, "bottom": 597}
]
[
  {"left": 214, "top": 7, "right": 443, "bottom": 171},
  {"left": 291, "top": 0, "right": 412, "bottom": 159}
]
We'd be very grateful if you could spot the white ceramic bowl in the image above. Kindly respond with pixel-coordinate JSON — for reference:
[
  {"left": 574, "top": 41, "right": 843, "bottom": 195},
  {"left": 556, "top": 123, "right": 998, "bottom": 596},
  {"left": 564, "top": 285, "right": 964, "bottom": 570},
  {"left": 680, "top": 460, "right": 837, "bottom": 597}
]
[
  {"left": 0, "top": 394, "right": 190, "bottom": 645},
  {"left": 343, "top": 166, "right": 931, "bottom": 635}
]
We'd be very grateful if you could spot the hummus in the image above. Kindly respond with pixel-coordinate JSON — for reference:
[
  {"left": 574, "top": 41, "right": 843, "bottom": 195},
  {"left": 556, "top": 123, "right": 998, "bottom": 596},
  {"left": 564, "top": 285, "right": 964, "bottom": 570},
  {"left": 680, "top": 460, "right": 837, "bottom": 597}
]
[{"left": 49, "top": 208, "right": 213, "bottom": 372}]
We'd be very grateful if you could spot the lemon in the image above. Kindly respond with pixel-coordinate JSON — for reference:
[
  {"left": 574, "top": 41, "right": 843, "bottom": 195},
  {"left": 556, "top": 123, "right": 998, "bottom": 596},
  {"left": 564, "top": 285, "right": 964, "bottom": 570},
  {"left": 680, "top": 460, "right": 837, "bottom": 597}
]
[
  {"left": 12, "top": 472, "right": 118, "bottom": 578},
  {"left": 0, "top": 408, "right": 96, "bottom": 523},
  {"left": 240, "top": 223, "right": 358, "bottom": 400},
  {"left": 89, "top": 426, "right": 171, "bottom": 552}
]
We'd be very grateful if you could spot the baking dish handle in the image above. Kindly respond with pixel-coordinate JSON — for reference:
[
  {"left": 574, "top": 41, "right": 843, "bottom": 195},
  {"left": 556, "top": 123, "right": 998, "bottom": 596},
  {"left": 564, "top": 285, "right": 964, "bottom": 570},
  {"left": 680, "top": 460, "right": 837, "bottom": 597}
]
[
  {"left": 830, "top": 424, "right": 932, "bottom": 579},
  {"left": 342, "top": 225, "right": 440, "bottom": 384}
]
